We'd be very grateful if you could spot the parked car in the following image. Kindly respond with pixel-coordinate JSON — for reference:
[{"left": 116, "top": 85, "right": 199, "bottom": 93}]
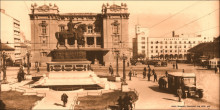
[{"left": 158, "top": 72, "right": 203, "bottom": 98}]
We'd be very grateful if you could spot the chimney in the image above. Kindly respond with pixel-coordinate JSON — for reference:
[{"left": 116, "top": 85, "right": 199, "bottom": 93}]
[
  {"left": 0, "top": 9, "right": 5, "bottom": 13},
  {"left": 172, "top": 31, "right": 175, "bottom": 37}
]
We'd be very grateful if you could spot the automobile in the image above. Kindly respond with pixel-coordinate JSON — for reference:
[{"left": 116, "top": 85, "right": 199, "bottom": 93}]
[
  {"left": 154, "top": 61, "right": 167, "bottom": 67},
  {"left": 158, "top": 72, "right": 203, "bottom": 98}
]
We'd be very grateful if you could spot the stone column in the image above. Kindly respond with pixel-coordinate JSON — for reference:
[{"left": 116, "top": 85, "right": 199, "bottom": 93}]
[
  {"left": 75, "top": 40, "right": 77, "bottom": 48},
  {"left": 94, "top": 37, "right": 97, "bottom": 48},
  {"left": 84, "top": 37, "right": 88, "bottom": 47}
]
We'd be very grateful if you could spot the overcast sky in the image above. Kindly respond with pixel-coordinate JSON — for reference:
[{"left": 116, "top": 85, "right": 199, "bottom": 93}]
[{"left": 1, "top": 0, "right": 219, "bottom": 42}]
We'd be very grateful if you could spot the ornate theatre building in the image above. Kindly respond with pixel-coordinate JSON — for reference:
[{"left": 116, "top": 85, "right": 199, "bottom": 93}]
[{"left": 29, "top": 3, "right": 130, "bottom": 66}]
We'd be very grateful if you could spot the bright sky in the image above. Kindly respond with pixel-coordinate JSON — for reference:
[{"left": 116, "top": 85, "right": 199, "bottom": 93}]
[{"left": 1, "top": 0, "right": 219, "bottom": 41}]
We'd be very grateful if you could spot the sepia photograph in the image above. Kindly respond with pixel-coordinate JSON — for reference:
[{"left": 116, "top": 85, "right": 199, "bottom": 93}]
[{"left": 0, "top": 0, "right": 219, "bottom": 109}]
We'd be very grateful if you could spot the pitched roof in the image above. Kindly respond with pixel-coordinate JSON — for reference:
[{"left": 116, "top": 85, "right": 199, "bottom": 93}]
[{"left": 0, "top": 43, "right": 15, "bottom": 51}]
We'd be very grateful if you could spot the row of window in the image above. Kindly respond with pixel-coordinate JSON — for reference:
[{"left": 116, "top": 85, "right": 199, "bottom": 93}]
[
  {"left": 150, "top": 41, "right": 197, "bottom": 44},
  {"left": 150, "top": 45, "right": 188, "bottom": 49},
  {"left": 150, "top": 50, "right": 187, "bottom": 53}
]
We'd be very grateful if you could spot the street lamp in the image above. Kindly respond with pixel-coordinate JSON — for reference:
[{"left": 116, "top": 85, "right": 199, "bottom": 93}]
[
  {"left": 2, "top": 51, "right": 8, "bottom": 84},
  {"left": 26, "top": 51, "right": 31, "bottom": 75},
  {"left": 115, "top": 50, "right": 120, "bottom": 77},
  {"left": 122, "top": 54, "right": 127, "bottom": 84}
]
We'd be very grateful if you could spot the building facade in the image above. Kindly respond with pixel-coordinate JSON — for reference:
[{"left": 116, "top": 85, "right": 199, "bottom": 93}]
[
  {"left": 1, "top": 9, "right": 22, "bottom": 62},
  {"left": 133, "top": 25, "right": 214, "bottom": 60},
  {"left": 29, "top": 3, "right": 129, "bottom": 66}
]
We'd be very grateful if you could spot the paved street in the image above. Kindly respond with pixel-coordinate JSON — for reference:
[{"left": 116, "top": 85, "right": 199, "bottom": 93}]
[{"left": 1, "top": 63, "right": 219, "bottom": 109}]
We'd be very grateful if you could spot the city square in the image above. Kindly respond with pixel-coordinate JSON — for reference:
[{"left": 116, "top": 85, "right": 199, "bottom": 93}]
[{"left": 1, "top": 1, "right": 219, "bottom": 110}]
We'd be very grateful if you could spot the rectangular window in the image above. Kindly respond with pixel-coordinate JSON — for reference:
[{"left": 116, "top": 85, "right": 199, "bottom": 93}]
[
  {"left": 160, "top": 46, "right": 163, "bottom": 48},
  {"left": 151, "top": 46, "right": 153, "bottom": 48},
  {"left": 184, "top": 41, "right": 186, "bottom": 44},
  {"left": 161, "top": 50, "right": 163, "bottom": 53},
  {"left": 170, "top": 50, "right": 172, "bottom": 52},
  {"left": 165, "top": 50, "right": 167, "bottom": 53},
  {"left": 165, "top": 46, "right": 167, "bottom": 48},
  {"left": 88, "top": 26, "right": 93, "bottom": 33},
  {"left": 42, "top": 26, "right": 46, "bottom": 34},
  {"left": 170, "top": 46, "right": 172, "bottom": 48},
  {"left": 165, "top": 41, "right": 167, "bottom": 44},
  {"left": 151, "top": 41, "right": 153, "bottom": 44},
  {"left": 156, "top": 46, "right": 158, "bottom": 48},
  {"left": 156, "top": 50, "right": 158, "bottom": 53},
  {"left": 175, "top": 41, "right": 177, "bottom": 44},
  {"left": 60, "top": 26, "right": 65, "bottom": 31},
  {"left": 151, "top": 50, "right": 153, "bottom": 53},
  {"left": 41, "top": 52, "right": 47, "bottom": 57},
  {"left": 142, "top": 50, "right": 145, "bottom": 54},
  {"left": 142, "top": 46, "right": 145, "bottom": 49},
  {"left": 141, "top": 42, "right": 145, "bottom": 44},
  {"left": 141, "top": 37, "right": 145, "bottom": 40},
  {"left": 170, "top": 41, "right": 172, "bottom": 44},
  {"left": 113, "top": 25, "right": 118, "bottom": 34},
  {"left": 179, "top": 41, "right": 181, "bottom": 44}
]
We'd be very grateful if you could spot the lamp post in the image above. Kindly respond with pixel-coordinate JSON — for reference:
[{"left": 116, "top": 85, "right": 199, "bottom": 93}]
[
  {"left": 2, "top": 51, "right": 8, "bottom": 84},
  {"left": 26, "top": 51, "right": 31, "bottom": 75},
  {"left": 122, "top": 54, "right": 127, "bottom": 84},
  {"left": 116, "top": 50, "right": 119, "bottom": 77}
]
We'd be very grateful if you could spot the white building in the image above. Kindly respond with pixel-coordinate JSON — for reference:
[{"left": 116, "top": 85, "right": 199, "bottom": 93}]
[
  {"left": 1, "top": 9, "right": 21, "bottom": 62},
  {"left": 134, "top": 25, "right": 214, "bottom": 60}
]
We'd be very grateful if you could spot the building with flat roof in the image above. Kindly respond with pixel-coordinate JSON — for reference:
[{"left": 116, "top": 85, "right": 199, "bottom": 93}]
[
  {"left": 29, "top": 3, "right": 130, "bottom": 66},
  {"left": 133, "top": 25, "right": 214, "bottom": 60},
  {"left": 1, "top": 9, "right": 21, "bottom": 62}
]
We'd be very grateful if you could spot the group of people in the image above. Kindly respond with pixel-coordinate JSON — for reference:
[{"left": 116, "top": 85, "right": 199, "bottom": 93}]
[
  {"left": 117, "top": 93, "right": 133, "bottom": 110},
  {"left": 173, "top": 63, "right": 178, "bottom": 69},
  {"left": 17, "top": 65, "right": 25, "bottom": 82},
  {"left": 143, "top": 65, "right": 157, "bottom": 82}
]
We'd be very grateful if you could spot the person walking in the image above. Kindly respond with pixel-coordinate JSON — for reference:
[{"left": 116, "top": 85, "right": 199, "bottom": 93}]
[
  {"left": 215, "top": 66, "right": 217, "bottom": 74},
  {"left": 129, "top": 70, "right": 132, "bottom": 81},
  {"left": 153, "top": 72, "right": 157, "bottom": 82},
  {"left": 61, "top": 93, "right": 68, "bottom": 107},
  {"left": 117, "top": 96, "right": 123, "bottom": 110},
  {"left": 109, "top": 64, "right": 112, "bottom": 75},
  {"left": 123, "top": 93, "right": 130, "bottom": 110},
  {"left": 165, "top": 71, "right": 168, "bottom": 77},
  {"left": 143, "top": 67, "right": 147, "bottom": 78},
  {"left": 128, "top": 95, "right": 133, "bottom": 110},
  {"left": 177, "top": 87, "right": 182, "bottom": 102},
  {"left": 173, "top": 63, "right": 175, "bottom": 69},
  {"left": 176, "top": 63, "right": 178, "bottom": 69}
]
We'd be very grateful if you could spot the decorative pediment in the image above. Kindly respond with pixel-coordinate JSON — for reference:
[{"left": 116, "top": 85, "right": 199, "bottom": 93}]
[
  {"left": 111, "top": 20, "right": 120, "bottom": 26},
  {"left": 39, "top": 22, "right": 48, "bottom": 26},
  {"left": 38, "top": 5, "right": 50, "bottom": 12},
  {"left": 110, "top": 4, "right": 121, "bottom": 12}
]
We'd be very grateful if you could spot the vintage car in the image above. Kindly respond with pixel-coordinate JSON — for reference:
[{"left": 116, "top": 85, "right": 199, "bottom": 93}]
[
  {"left": 154, "top": 61, "right": 167, "bottom": 67},
  {"left": 159, "top": 72, "right": 203, "bottom": 98}
]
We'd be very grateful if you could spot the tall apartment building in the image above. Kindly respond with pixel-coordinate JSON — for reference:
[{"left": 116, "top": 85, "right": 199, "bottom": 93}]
[
  {"left": 29, "top": 3, "right": 130, "bottom": 66},
  {"left": 133, "top": 25, "right": 214, "bottom": 60},
  {"left": 1, "top": 9, "right": 21, "bottom": 62}
]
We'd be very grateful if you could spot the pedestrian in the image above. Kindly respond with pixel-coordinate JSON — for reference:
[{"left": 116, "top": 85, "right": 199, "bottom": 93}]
[
  {"left": 173, "top": 63, "right": 175, "bottom": 69},
  {"left": 129, "top": 70, "right": 132, "bottom": 80},
  {"left": 61, "top": 93, "right": 68, "bottom": 107},
  {"left": 109, "top": 63, "right": 112, "bottom": 74},
  {"left": 143, "top": 67, "right": 147, "bottom": 78},
  {"left": 165, "top": 71, "right": 168, "bottom": 77},
  {"left": 176, "top": 63, "right": 178, "bottom": 69},
  {"left": 37, "top": 66, "right": 40, "bottom": 73},
  {"left": 177, "top": 87, "right": 182, "bottom": 102},
  {"left": 128, "top": 95, "right": 133, "bottom": 110},
  {"left": 182, "top": 69, "right": 184, "bottom": 73},
  {"left": 123, "top": 93, "right": 130, "bottom": 110},
  {"left": 154, "top": 72, "right": 157, "bottom": 82},
  {"left": 152, "top": 69, "right": 155, "bottom": 75},
  {"left": 117, "top": 96, "right": 123, "bottom": 110},
  {"left": 215, "top": 66, "right": 217, "bottom": 73},
  {"left": 147, "top": 73, "right": 151, "bottom": 81},
  {"left": 127, "top": 61, "right": 129, "bottom": 67}
]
